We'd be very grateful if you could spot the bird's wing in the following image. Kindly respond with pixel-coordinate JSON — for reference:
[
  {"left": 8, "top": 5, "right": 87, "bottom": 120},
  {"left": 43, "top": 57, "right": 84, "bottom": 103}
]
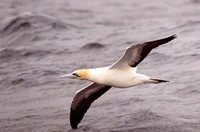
[
  {"left": 111, "top": 35, "right": 176, "bottom": 69},
  {"left": 70, "top": 83, "right": 111, "bottom": 129}
]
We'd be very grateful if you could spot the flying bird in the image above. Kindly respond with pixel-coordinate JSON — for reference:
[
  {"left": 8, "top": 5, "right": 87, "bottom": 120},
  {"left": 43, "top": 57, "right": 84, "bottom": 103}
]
[{"left": 61, "top": 34, "right": 176, "bottom": 129}]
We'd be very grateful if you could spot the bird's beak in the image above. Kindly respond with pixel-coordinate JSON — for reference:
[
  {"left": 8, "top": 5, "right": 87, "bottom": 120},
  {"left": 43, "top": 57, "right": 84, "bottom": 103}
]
[{"left": 60, "top": 73, "right": 76, "bottom": 79}]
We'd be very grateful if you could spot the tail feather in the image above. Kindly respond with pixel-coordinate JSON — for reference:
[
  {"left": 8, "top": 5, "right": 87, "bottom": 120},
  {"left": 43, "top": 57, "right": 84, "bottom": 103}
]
[{"left": 150, "top": 78, "right": 169, "bottom": 83}]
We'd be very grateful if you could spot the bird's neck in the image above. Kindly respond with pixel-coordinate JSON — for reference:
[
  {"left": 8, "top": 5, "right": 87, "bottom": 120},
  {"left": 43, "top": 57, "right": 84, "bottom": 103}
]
[{"left": 87, "top": 67, "right": 109, "bottom": 84}]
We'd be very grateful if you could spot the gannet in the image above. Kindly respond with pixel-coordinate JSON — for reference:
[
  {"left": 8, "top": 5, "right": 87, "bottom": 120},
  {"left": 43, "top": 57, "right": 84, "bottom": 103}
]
[{"left": 61, "top": 35, "right": 176, "bottom": 129}]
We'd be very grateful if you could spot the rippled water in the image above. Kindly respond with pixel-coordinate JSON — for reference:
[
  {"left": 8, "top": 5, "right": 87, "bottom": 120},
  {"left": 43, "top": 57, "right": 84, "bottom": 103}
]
[{"left": 0, "top": 0, "right": 200, "bottom": 131}]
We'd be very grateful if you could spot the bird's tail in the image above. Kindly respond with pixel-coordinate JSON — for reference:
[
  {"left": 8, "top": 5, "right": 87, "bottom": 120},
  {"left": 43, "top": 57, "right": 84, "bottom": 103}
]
[{"left": 150, "top": 78, "right": 169, "bottom": 83}]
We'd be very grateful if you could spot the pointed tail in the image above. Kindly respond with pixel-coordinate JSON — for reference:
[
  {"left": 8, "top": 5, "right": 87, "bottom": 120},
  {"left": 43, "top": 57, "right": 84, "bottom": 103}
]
[{"left": 150, "top": 78, "right": 169, "bottom": 83}]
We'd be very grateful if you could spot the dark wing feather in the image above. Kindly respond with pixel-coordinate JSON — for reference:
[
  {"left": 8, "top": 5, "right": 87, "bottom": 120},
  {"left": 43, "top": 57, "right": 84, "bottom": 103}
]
[
  {"left": 70, "top": 83, "right": 111, "bottom": 129},
  {"left": 111, "top": 34, "right": 176, "bottom": 69}
]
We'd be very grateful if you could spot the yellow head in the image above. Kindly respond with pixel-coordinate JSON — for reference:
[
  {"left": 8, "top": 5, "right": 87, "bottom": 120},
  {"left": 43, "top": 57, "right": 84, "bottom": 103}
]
[
  {"left": 73, "top": 69, "right": 90, "bottom": 80},
  {"left": 60, "top": 69, "right": 90, "bottom": 80}
]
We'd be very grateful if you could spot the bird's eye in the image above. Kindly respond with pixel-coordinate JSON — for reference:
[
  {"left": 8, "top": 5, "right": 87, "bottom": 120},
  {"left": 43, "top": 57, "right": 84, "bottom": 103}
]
[{"left": 72, "top": 73, "right": 80, "bottom": 77}]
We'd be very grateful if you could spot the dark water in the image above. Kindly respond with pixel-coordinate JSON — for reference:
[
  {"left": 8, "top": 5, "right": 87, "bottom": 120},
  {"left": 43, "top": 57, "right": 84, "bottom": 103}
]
[{"left": 0, "top": 0, "right": 200, "bottom": 131}]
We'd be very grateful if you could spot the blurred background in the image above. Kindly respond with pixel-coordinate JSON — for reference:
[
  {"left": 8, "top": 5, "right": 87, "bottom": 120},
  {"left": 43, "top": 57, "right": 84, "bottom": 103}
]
[{"left": 0, "top": 0, "right": 200, "bottom": 131}]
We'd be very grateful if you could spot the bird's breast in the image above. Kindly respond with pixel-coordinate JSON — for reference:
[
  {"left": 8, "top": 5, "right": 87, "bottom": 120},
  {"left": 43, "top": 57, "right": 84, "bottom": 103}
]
[
  {"left": 89, "top": 67, "right": 143, "bottom": 88},
  {"left": 96, "top": 69, "right": 138, "bottom": 88}
]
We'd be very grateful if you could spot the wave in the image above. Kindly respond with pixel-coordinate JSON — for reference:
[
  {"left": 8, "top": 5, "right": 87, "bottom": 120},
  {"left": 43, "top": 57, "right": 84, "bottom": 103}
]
[
  {"left": 0, "top": 12, "right": 78, "bottom": 35},
  {"left": 80, "top": 42, "right": 105, "bottom": 50}
]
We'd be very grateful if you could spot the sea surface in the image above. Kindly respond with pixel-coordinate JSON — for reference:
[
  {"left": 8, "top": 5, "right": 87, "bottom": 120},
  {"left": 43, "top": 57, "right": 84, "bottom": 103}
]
[{"left": 0, "top": 0, "right": 200, "bottom": 132}]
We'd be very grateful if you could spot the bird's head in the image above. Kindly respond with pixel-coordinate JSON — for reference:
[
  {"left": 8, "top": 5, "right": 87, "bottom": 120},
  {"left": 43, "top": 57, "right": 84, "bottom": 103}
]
[{"left": 60, "top": 69, "right": 90, "bottom": 80}]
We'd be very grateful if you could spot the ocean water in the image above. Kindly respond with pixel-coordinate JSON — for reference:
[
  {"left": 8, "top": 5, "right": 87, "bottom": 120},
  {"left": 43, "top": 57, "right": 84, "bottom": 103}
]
[{"left": 0, "top": 0, "right": 200, "bottom": 131}]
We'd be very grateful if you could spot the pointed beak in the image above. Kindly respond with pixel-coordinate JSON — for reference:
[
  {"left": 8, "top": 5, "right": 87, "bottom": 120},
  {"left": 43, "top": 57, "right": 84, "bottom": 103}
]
[{"left": 60, "top": 73, "right": 76, "bottom": 79}]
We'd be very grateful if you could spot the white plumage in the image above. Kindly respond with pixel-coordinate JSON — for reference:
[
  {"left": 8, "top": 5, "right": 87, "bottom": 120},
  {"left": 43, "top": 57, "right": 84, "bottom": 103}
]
[
  {"left": 61, "top": 34, "right": 176, "bottom": 129},
  {"left": 87, "top": 67, "right": 150, "bottom": 88}
]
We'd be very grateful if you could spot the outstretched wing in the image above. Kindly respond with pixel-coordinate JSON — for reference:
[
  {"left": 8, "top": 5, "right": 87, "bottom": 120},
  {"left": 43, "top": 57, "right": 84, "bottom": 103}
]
[
  {"left": 111, "top": 35, "right": 176, "bottom": 69},
  {"left": 70, "top": 83, "right": 111, "bottom": 129}
]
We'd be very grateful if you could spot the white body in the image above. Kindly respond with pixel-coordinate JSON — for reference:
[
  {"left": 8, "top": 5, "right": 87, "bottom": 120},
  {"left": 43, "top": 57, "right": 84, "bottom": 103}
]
[{"left": 88, "top": 67, "right": 151, "bottom": 88}]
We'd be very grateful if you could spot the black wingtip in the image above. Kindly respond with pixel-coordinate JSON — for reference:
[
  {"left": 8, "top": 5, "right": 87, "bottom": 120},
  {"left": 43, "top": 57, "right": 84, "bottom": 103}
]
[
  {"left": 70, "top": 122, "right": 78, "bottom": 129},
  {"left": 144, "top": 34, "right": 177, "bottom": 50},
  {"left": 169, "top": 34, "right": 177, "bottom": 40},
  {"left": 70, "top": 121, "right": 78, "bottom": 129},
  {"left": 70, "top": 108, "right": 79, "bottom": 129},
  {"left": 72, "top": 126, "right": 77, "bottom": 129},
  {"left": 161, "top": 34, "right": 177, "bottom": 43}
]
